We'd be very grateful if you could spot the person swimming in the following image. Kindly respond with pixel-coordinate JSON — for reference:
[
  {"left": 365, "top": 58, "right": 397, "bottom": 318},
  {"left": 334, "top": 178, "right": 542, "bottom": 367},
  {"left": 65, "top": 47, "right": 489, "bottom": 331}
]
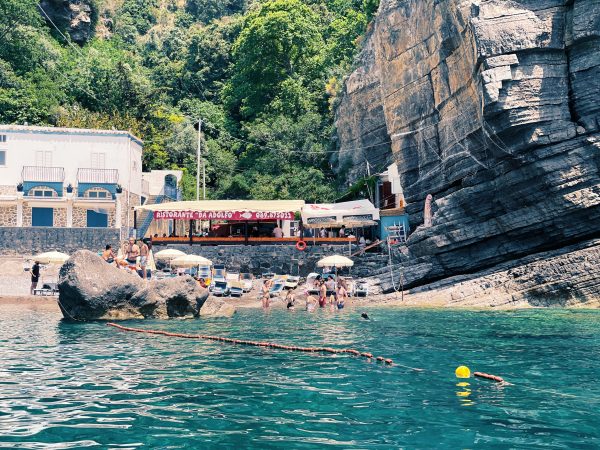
[{"left": 361, "top": 312, "right": 370, "bottom": 320}]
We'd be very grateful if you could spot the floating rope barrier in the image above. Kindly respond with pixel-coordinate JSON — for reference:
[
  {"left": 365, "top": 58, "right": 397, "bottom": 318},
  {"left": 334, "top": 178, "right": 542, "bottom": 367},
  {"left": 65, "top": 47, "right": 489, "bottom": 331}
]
[
  {"left": 473, "top": 372, "right": 505, "bottom": 383},
  {"left": 107, "top": 323, "right": 399, "bottom": 366}
]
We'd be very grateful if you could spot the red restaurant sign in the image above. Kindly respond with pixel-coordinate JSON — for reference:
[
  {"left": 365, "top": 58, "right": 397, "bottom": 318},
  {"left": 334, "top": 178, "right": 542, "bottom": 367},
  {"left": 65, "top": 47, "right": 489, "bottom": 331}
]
[{"left": 153, "top": 210, "right": 295, "bottom": 221}]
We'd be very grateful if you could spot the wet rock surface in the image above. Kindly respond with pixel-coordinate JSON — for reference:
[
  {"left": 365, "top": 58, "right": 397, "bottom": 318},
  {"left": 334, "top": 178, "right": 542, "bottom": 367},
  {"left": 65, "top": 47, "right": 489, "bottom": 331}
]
[
  {"left": 199, "top": 297, "right": 236, "bottom": 318},
  {"left": 335, "top": 0, "right": 600, "bottom": 297},
  {"left": 58, "top": 250, "right": 211, "bottom": 320}
]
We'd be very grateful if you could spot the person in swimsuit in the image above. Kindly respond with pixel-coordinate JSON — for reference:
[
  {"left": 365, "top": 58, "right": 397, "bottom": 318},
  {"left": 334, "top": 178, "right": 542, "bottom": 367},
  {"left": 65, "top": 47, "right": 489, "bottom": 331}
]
[
  {"left": 125, "top": 238, "right": 140, "bottom": 267},
  {"left": 139, "top": 239, "right": 149, "bottom": 279},
  {"left": 305, "top": 295, "right": 317, "bottom": 312},
  {"left": 261, "top": 279, "right": 272, "bottom": 308},
  {"left": 102, "top": 244, "right": 116, "bottom": 265},
  {"left": 285, "top": 290, "right": 295, "bottom": 310},
  {"left": 336, "top": 282, "right": 347, "bottom": 309},
  {"left": 318, "top": 280, "right": 327, "bottom": 308}
]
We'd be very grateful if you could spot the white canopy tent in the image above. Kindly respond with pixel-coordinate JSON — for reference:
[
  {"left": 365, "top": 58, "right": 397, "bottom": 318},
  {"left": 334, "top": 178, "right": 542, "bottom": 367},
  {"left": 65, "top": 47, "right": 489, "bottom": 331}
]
[{"left": 301, "top": 199, "right": 380, "bottom": 229}]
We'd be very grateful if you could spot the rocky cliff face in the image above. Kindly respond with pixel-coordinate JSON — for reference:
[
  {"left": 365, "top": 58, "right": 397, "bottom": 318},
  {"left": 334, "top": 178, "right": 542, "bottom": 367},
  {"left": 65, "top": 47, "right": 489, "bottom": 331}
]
[
  {"left": 335, "top": 0, "right": 600, "bottom": 291},
  {"left": 39, "top": 0, "right": 95, "bottom": 44}
]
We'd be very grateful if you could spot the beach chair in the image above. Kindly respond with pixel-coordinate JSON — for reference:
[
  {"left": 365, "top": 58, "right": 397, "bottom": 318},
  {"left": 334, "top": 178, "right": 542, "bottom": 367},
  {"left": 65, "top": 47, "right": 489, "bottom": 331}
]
[
  {"left": 240, "top": 273, "right": 254, "bottom": 292},
  {"left": 211, "top": 281, "right": 230, "bottom": 297},
  {"left": 229, "top": 281, "right": 244, "bottom": 297},
  {"left": 355, "top": 282, "right": 369, "bottom": 297},
  {"left": 226, "top": 272, "right": 240, "bottom": 282},
  {"left": 284, "top": 276, "right": 300, "bottom": 290},
  {"left": 269, "top": 281, "right": 286, "bottom": 298}
]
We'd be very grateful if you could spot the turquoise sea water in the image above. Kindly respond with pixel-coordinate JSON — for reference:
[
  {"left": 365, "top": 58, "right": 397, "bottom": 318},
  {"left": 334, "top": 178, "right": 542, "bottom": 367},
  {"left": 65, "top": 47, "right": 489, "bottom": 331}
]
[{"left": 1, "top": 306, "right": 600, "bottom": 448}]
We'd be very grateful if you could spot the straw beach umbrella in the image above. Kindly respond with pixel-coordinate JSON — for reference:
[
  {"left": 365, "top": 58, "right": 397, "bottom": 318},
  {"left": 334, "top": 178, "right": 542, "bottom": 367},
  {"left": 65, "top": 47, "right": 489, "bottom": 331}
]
[
  {"left": 317, "top": 254, "right": 354, "bottom": 279},
  {"left": 170, "top": 254, "right": 213, "bottom": 267},
  {"left": 154, "top": 249, "right": 186, "bottom": 261},
  {"left": 317, "top": 255, "right": 354, "bottom": 268},
  {"left": 34, "top": 251, "right": 70, "bottom": 264}
]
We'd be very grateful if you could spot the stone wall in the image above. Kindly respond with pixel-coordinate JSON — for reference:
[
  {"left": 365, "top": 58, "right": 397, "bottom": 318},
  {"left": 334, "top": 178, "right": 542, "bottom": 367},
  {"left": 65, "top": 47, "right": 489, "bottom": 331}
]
[
  {"left": 22, "top": 205, "right": 32, "bottom": 227},
  {"left": 0, "top": 227, "right": 120, "bottom": 256},
  {"left": 0, "top": 206, "right": 17, "bottom": 227},
  {"left": 335, "top": 0, "right": 600, "bottom": 289},
  {"left": 73, "top": 207, "right": 87, "bottom": 227},
  {"left": 54, "top": 207, "right": 67, "bottom": 228},
  {"left": 120, "top": 190, "right": 140, "bottom": 229},
  {"left": 153, "top": 244, "right": 356, "bottom": 277}
]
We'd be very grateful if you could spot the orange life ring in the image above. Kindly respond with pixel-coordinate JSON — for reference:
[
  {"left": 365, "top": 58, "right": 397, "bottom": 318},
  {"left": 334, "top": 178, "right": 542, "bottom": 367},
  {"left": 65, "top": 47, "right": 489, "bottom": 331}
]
[{"left": 296, "top": 240, "right": 307, "bottom": 251}]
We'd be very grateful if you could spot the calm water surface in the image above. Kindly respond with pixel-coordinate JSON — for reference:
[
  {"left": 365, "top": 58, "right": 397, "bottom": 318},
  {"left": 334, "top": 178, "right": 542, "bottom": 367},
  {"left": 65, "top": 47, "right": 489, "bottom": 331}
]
[{"left": 1, "top": 305, "right": 600, "bottom": 448}]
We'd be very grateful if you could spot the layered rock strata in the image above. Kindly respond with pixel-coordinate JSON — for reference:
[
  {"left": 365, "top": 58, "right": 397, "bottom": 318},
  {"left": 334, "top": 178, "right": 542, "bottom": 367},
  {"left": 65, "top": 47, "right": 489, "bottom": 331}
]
[{"left": 335, "top": 0, "right": 600, "bottom": 294}]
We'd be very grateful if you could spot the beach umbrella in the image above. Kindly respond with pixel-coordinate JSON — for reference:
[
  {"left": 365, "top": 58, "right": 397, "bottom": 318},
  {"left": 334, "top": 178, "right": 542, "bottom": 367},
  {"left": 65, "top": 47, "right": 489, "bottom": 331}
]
[
  {"left": 154, "top": 249, "right": 186, "bottom": 261},
  {"left": 317, "top": 255, "right": 354, "bottom": 268},
  {"left": 170, "top": 254, "right": 213, "bottom": 268},
  {"left": 34, "top": 251, "right": 70, "bottom": 264}
]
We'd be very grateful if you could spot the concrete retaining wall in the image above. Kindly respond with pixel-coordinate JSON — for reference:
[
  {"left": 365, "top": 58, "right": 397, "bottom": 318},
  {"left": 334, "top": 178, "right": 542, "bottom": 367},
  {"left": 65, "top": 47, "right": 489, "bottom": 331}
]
[{"left": 0, "top": 227, "right": 120, "bottom": 256}]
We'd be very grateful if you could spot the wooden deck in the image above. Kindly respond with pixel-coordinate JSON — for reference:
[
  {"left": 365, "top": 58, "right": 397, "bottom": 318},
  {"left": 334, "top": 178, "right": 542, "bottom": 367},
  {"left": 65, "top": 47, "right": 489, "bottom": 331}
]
[{"left": 151, "top": 237, "right": 356, "bottom": 246}]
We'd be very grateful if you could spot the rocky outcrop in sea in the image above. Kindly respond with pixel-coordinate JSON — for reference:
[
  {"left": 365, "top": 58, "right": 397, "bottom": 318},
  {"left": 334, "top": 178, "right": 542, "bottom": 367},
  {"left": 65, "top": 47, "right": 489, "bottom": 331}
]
[
  {"left": 57, "top": 250, "right": 220, "bottom": 320},
  {"left": 335, "top": 0, "right": 600, "bottom": 304}
]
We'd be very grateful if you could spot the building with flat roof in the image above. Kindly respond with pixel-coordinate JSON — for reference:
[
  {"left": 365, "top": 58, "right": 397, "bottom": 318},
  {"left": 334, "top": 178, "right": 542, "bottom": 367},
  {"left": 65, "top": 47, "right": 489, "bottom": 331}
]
[{"left": 0, "top": 124, "right": 143, "bottom": 238}]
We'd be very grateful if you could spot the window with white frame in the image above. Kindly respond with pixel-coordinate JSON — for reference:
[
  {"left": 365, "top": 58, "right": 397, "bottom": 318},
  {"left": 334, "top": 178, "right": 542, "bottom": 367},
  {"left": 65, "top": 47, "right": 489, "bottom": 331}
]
[
  {"left": 91, "top": 152, "right": 106, "bottom": 169},
  {"left": 0, "top": 135, "right": 6, "bottom": 143},
  {"left": 85, "top": 187, "right": 110, "bottom": 199},
  {"left": 35, "top": 151, "right": 52, "bottom": 166},
  {"left": 0, "top": 150, "right": 5, "bottom": 166},
  {"left": 30, "top": 186, "right": 57, "bottom": 197}
]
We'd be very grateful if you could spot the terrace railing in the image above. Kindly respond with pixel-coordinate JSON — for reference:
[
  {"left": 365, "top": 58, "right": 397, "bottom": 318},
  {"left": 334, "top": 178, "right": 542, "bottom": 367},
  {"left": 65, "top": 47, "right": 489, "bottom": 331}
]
[
  {"left": 77, "top": 168, "right": 119, "bottom": 184},
  {"left": 22, "top": 166, "right": 65, "bottom": 182}
]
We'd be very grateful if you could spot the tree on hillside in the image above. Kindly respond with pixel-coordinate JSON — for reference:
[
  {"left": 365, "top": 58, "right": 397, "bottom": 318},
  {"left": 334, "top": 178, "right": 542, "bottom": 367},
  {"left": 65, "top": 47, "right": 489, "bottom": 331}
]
[{"left": 224, "top": 0, "right": 325, "bottom": 119}]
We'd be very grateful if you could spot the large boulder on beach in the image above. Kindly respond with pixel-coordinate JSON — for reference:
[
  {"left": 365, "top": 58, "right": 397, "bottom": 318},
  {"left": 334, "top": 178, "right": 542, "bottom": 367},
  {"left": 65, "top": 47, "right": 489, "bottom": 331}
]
[
  {"left": 57, "top": 250, "right": 211, "bottom": 320},
  {"left": 199, "top": 296, "right": 236, "bottom": 318}
]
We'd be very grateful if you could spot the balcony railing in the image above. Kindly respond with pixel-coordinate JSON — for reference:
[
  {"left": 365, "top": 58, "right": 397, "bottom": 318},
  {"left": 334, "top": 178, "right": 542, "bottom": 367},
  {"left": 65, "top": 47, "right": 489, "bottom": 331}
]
[
  {"left": 77, "top": 168, "right": 119, "bottom": 184},
  {"left": 22, "top": 166, "right": 65, "bottom": 182}
]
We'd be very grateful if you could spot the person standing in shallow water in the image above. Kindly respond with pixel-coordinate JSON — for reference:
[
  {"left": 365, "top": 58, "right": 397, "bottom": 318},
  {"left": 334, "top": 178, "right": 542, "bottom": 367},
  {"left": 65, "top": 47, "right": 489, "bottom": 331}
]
[
  {"left": 319, "top": 280, "right": 327, "bottom": 308},
  {"left": 30, "top": 261, "right": 40, "bottom": 295},
  {"left": 261, "top": 279, "right": 272, "bottom": 308}
]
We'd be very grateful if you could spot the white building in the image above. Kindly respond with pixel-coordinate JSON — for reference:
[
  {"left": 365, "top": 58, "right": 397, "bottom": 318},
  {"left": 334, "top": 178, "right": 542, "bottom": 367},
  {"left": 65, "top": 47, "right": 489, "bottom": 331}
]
[{"left": 0, "top": 125, "right": 143, "bottom": 234}]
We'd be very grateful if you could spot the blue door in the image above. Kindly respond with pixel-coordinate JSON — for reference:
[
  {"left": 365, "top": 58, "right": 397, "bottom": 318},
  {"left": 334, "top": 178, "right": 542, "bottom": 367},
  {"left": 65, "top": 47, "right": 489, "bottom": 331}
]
[
  {"left": 87, "top": 210, "right": 108, "bottom": 228},
  {"left": 32, "top": 207, "right": 54, "bottom": 227}
]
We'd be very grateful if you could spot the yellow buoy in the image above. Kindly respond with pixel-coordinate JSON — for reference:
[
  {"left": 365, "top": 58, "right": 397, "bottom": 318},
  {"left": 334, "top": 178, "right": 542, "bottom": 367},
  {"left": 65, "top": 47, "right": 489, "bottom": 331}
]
[{"left": 455, "top": 366, "right": 471, "bottom": 378}]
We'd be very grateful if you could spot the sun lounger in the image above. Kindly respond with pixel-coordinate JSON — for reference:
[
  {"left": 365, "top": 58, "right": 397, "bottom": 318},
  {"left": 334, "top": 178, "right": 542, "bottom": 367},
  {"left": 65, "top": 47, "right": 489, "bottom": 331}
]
[
  {"left": 226, "top": 272, "right": 240, "bottom": 282},
  {"left": 269, "top": 281, "right": 286, "bottom": 298},
  {"left": 240, "top": 273, "right": 254, "bottom": 292},
  {"left": 229, "top": 281, "right": 244, "bottom": 297},
  {"left": 284, "top": 276, "right": 300, "bottom": 289},
  {"left": 355, "top": 282, "right": 369, "bottom": 297},
  {"left": 211, "top": 281, "right": 230, "bottom": 297},
  {"left": 34, "top": 283, "right": 59, "bottom": 296}
]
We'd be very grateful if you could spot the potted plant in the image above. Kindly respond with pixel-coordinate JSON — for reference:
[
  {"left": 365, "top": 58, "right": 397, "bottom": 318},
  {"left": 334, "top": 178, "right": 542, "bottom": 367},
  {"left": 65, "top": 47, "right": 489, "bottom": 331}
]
[
  {"left": 66, "top": 183, "right": 73, "bottom": 194},
  {"left": 116, "top": 184, "right": 123, "bottom": 194},
  {"left": 16, "top": 183, "right": 23, "bottom": 192}
]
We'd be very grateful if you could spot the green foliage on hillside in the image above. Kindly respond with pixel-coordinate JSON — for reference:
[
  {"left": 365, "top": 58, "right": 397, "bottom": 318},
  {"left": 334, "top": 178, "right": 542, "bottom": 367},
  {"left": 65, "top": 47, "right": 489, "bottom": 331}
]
[{"left": 0, "top": 0, "right": 379, "bottom": 201}]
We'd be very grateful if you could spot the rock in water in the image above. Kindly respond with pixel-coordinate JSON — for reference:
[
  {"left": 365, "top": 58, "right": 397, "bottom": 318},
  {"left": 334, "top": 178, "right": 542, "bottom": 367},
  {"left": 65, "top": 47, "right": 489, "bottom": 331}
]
[
  {"left": 130, "top": 277, "right": 209, "bottom": 319},
  {"left": 57, "top": 250, "right": 210, "bottom": 320},
  {"left": 199, "top": 297, "right": 236, "bottom": 318}
]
